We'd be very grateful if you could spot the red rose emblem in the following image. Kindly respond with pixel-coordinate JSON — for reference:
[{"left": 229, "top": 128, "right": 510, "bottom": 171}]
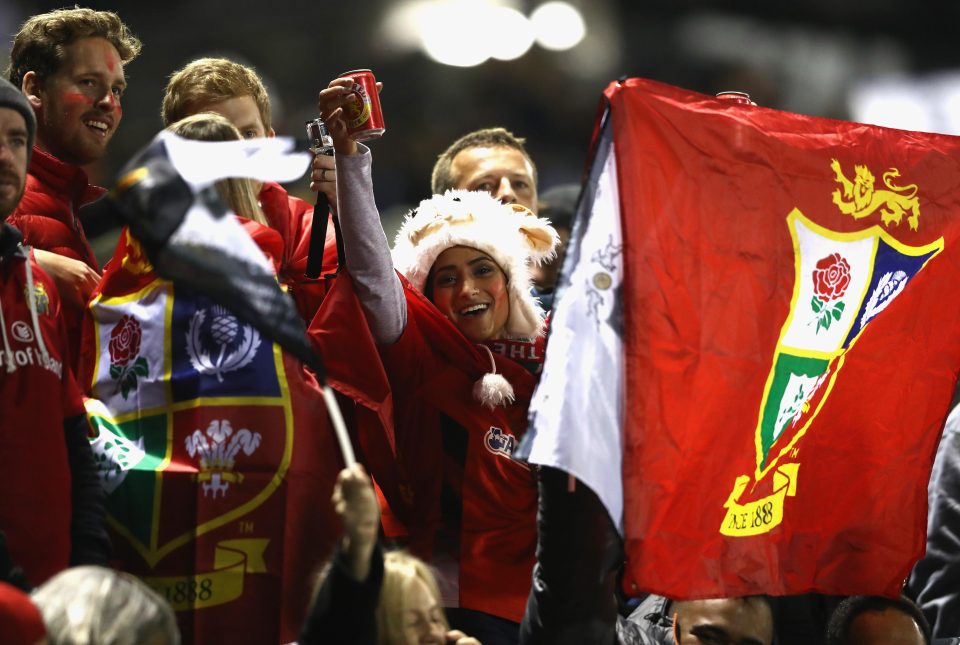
[
  {"left": 109, "top": 315, "right": 142, "bottom": 366},
  {"left": 812, "top": 253, "right": 851, "bottom": 302}
]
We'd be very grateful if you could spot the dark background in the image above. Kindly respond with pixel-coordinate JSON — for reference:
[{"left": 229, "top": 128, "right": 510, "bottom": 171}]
[{"left": 3, "top": 0, "right": 957, "bottom": 260}]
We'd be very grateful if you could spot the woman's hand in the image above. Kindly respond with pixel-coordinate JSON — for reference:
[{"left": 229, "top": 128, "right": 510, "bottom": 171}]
[
  {"left": 445, "top": 630, "right": 482, "bottom": 644},
  {"left": 317, "top": 78, "right": 362, "bottom": 156},
  {"left": 331, "top": 464, "right": 380, "bottom": 581}
]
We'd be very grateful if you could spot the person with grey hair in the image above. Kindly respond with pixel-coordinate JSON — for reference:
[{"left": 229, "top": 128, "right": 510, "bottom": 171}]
[{"left": 31, "top": 566, "right": 179, "bottom": 645}]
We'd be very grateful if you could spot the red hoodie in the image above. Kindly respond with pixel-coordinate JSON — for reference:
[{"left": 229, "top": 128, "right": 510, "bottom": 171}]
[{"left": 0, "top": 225, "right": 84, "bottom": 585}]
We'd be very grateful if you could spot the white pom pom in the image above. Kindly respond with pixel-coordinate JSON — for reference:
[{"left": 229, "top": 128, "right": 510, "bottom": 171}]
[{"left": 473, "top": 372, "right": 515, "bottom": 409}]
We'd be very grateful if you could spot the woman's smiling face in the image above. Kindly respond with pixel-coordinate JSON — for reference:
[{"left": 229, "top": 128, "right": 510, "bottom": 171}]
[{"left": 429, "top": 245, "right": 510, "bottom": 343}]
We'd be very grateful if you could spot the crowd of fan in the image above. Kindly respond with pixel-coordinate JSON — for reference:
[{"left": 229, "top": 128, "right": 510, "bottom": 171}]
[{"left": 0, "top": 7, "right": 957, "bottom": 645}]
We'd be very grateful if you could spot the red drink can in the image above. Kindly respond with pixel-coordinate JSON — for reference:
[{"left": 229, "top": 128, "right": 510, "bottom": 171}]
[{"left": 339, "top": 69, "right": 385, "bottom": 141}]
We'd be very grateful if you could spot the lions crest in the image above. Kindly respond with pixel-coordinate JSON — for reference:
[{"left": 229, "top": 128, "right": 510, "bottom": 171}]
[{"left": 830, "top": 159, "right": 921, "bottom": 231}]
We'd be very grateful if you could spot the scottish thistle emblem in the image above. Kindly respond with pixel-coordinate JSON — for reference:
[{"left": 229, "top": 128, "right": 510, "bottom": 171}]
[
  {"left": 810, "top": 253, "right": 850, "bottom": 333},
  {"left": 186, "top": 306, "right": 262, "bottom": 382},
  {"left": 109, "top": 315, "right": 149, "bottom": 399},
  {"left": 185, "top": 419, "right": 262, "bottom": 498}
]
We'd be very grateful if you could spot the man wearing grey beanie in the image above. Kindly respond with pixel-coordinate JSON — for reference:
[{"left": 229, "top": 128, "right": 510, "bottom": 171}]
[
  {"left": 0, "top": 77, "right": 35, "bottom": 169},
  {"left": 0, "top": 74, "right": 110, "bottom": 591}
]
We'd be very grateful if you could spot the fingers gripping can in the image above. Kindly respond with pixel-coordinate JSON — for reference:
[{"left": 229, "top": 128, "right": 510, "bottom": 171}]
[{"left": 339, "top": 69, "right": 385, "bottom": 141}]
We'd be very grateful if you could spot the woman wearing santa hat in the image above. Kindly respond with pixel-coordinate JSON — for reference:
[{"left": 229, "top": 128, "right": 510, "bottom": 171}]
[{"left": 311, "top": 78, "right": 559, "bottom": 645}]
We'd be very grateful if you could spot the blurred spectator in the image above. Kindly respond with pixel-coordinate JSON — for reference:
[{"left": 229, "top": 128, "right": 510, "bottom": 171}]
[
  {"left": 300, "top": 465, "right": 480, "bottom": 645},
  {"left": 826, "top": 595, "right": 930, "bottom": 645},
  {"left": 908, "top": 404, "right": 960, "bottom": 638},
  {"left": 0, "top": 581, "right": 46, "bottom": 645},
  {"left": 431, "top": 127, "right": 538, "bottom": 212},
  {"left": 666, "top": 597, "right": 774, "bottom": 645},
  {"left": 32, "top": 566, "right": 179, "bottom": 645}
]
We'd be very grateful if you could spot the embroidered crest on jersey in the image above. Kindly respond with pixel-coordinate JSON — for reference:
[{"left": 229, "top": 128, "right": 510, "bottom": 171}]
[
  {"left": 23, "top": 282, "right": 49, "bottom": 315},
  {"left": 484, "top": 426, "right": 517, "bottom": 458}
]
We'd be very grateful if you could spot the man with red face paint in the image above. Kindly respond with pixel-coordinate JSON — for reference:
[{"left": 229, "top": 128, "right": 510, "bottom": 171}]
[{"left": 4, "top": 8, "right": 141, "bottom": 367}]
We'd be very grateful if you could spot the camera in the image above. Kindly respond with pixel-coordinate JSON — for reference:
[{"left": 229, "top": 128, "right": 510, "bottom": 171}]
[{"left": 305, "top": 118, "right": 334, "bottom": 155}]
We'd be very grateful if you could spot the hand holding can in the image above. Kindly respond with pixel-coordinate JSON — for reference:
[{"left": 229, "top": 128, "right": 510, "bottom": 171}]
[{"left": 338, "top": 69, "right": 385, "bottom": 141}]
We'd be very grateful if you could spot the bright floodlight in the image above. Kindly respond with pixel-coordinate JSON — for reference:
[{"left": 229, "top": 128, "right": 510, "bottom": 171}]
[
  {"left": 489, "top": 6, "right": 535, "bottom": 61},
  {"left": 851, "top": 88, "right": 933, "bottom": 133},
  {"left": 531, "top": 1, "right": 586, "bottom": 51},
  {"left": 420, "top": 1, "right": 490, "bottom": 67}
]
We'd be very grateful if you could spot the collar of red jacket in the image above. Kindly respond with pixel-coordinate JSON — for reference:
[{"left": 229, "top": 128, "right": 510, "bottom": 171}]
[{"left": 28, "top": 146, "right": 106, "bottom": 207}]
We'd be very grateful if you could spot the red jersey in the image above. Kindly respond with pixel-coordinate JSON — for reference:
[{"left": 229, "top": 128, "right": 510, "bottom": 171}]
[{"left": 313, "top": 273, "right": 541, "bottom": 623}]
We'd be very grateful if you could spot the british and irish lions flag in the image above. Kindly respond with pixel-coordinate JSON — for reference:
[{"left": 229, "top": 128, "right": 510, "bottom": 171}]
[
  {"left": 79, "top": 133, "right": 342, "bottom": 644},
  {"left": 521, "top": 78, "right": 960, "bottom": 597}
]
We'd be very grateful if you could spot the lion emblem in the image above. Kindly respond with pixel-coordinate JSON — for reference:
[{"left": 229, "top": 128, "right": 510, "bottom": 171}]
[{"left": 830, "top": 159, "right": 921, "bottom": 231}]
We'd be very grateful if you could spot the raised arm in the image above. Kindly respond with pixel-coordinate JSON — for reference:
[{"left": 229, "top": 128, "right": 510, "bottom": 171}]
[{"left": 315, "top": 78, "right": 405, "bottom": 345}]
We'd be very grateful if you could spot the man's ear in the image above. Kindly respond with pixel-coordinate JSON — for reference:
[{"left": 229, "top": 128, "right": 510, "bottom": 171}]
[{"left": 21, "top": 71, "right": 43, "bottom": 110}]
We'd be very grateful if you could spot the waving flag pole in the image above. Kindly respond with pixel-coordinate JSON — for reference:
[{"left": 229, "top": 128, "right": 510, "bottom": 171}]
[{"left": 107, "top": 131, "right": 356, "bottom": 467}]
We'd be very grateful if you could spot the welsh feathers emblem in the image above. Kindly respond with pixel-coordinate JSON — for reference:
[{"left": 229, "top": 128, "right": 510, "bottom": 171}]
[
  {"left": 186, "top": 306, "right": 262, "bottom": 382},
  {"left": 721, "top": 160, "right": 942, "bottom": 537},
  {"left": 185, "top": 419, "right": 262, "bottom": 498}
]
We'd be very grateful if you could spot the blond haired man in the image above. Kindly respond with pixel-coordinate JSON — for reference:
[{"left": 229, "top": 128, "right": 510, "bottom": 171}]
[{"left": 162, "top": 57, "right": 337, "bottom": 320}]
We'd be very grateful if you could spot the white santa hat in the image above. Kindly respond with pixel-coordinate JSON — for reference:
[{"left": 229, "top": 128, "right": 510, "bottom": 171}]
[
  {"left": 392, "top": 189, "right": 560, "bottom": 407},
  {"left": 392, "top": 189, "right": 559, "bottom": 339}
]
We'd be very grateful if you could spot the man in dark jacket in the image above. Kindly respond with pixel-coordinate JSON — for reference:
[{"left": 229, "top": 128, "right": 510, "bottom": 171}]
[
  {"left": 907, "top": 404, "right": 960, "bottom": 639},
  {"left": 0, "top": 76, "right": 108, "bottom": 590},
  {"left": 519, "top": 467, "right": 775, "bottom": 645}
]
